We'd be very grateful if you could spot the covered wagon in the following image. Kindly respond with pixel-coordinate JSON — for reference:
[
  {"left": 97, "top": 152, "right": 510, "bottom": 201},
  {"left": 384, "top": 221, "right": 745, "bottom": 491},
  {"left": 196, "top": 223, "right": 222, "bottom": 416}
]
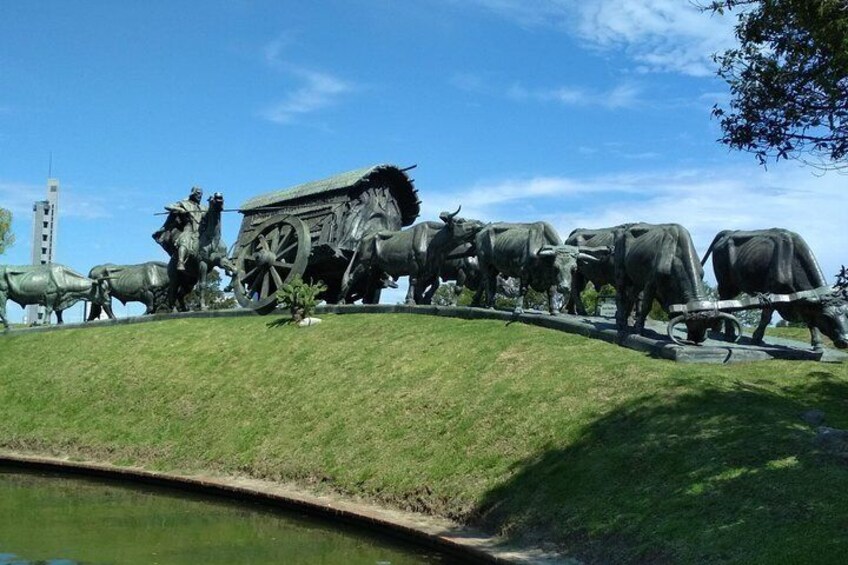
[{"left": 231, "top": 164, "right": 421, "bottom": 313}]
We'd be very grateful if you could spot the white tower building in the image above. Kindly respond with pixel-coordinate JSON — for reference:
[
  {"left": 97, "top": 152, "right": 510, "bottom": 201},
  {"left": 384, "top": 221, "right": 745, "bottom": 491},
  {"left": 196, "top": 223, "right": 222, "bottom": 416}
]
[{"left": 26, "top": 178, "right": 59, "bottom": 324}]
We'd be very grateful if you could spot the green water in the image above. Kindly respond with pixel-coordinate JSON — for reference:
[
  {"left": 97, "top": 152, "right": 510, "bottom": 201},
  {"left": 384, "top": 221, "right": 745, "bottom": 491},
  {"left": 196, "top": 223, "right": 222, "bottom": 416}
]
[{"left": 0, "top": 469, "right": 446, "bottom": 564}]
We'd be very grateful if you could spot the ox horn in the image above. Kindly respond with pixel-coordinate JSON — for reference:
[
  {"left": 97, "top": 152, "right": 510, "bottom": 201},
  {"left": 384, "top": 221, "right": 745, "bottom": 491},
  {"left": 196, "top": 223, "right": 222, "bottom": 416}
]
[
  {"left": 667, "top": 312, "right": 742, "bottom": 346},
  {"left": 538, "top": 246, "right": 556, "bottom": 257},
  {"left": 576, "top": 252, "right": 600, "bottom": 262},
  {"left": 716, "top": 312, "right": 742, "bottom": 343},
  {"left": 666, "top": 315, "right": 689, "bottom": 346},
  {"left": 440, "top": 206, "right": 462, "bottom": 222}
]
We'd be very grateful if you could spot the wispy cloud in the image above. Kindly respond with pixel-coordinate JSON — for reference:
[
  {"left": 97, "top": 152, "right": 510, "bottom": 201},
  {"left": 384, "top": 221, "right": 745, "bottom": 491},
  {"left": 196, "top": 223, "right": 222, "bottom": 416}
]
[
  {"left": 423, "top": 166, "right": 848, "bottom": 283},
  {"left": 464, "top": 0, "right": 572, "bottom": 28},
  {"left": 509, "top": 81, "right": 643, "bottom": 109},
  {"left": 263, "top": 69, "right": 354, "bottom": 124},
  {"left": 260, "top": 35, "right": 355, "bottom": 124},
  {"left": 453, "top": 71, "right": 643, "bottom": 109},
  {"left": 0, "top": 182, "right": 111, "bottom": 220},
  {"left": 462, "top": 0, "right": 736, "bottom": 78},
  {"left": 575, "top": 0, "right": 736, "bottom": 77}
]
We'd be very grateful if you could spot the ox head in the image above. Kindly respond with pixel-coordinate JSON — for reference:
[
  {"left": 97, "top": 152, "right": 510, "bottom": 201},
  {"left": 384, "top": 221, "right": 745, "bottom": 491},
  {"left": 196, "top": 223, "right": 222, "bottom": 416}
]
[
  {"left": 439, "top": 206, "right": 485, "bottom": 246},
  {"left": 803, "top": 290, "right": 848, "bottom": 349},
  {"left": 538, "top": 244, "right": 611, "bottom": 296},
  {"left": 91, "top": 277, "right": 112, "bottom": 306}
]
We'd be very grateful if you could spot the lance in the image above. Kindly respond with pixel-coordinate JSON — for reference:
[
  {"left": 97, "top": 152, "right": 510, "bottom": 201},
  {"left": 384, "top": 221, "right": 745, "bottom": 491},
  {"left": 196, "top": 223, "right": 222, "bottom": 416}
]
[{"left": 153, "top": 206, "right": 291, "bottom": 216}]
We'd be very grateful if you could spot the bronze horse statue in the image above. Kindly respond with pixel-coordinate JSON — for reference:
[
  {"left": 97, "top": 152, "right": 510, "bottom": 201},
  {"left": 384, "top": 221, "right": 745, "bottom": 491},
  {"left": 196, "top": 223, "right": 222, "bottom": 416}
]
[{"left": 167, "top": 192, "right": 234, "bottom": 311}]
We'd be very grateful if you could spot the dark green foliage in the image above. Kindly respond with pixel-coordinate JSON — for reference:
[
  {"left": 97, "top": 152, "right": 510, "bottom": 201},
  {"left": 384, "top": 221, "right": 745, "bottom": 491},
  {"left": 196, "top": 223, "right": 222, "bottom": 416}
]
[
  {"left": 431, "top": 282, "right": 478, "bottom": 307},
  {"left": 582, "top": 284, "right": 616, "bottom": 315},
  {"left": 0, "top": 208, "right": 13, "bottom": 255},
  {"left": 184, "top": 269, "right": 236, "bottom": 311},
  {"left": 493, "top": 287, "right": 549, "bottom": 311},
  {"left": 275, "top": 275, "right": 328, "bottom": 322},
  {"left": 648, "top": 299, "right": 670, "bottom": 321},
  {"left": 707, "top": 0, "right": 848, "bottom": 169}
]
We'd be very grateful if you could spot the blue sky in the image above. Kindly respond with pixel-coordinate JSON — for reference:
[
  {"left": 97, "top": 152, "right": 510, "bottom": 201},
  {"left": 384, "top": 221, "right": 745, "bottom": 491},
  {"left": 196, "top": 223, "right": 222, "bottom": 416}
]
[{"left": 2, "top": 1, "right": 846, "bottom": 321}]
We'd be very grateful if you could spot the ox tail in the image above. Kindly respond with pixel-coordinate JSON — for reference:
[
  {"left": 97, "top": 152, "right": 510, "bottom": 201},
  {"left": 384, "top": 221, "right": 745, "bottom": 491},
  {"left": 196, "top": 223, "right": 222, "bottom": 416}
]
[{"left": 700, "top": 232, "right": 724, "bottom": 267}]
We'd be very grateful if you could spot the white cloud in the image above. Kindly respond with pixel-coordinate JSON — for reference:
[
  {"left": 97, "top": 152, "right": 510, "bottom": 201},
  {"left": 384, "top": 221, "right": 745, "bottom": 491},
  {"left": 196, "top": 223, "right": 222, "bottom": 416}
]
[
  {"left": 464, "top": 0, "right": 737, "bottom": 77},
  {"left": 575, "top": 1, "right": 737, "bottom": 77},
  {"left": 454, "top": 71, "right": 643, "bottom": 109},
  {"left": 577, "top": 0, "right": 735, "bottom": 76},
  {"left": 423, "top": 166, "right": 848, "bottom": 285},
  {"left": 263, "top": 69, "right": 353, "bottom": 124},
  {"left": 0, "top": 182, "right": 111, "bottom": 220},
  {"left": 508, "top": 81, "right": 643, "bottom": 109},
  {"left": 260, "top": 37, "right": 355, "bottom": 124},
  {"left": 464, "top": 0, "right": 572, "bottom": 28},
  {"left": 0, "top": 182, "right": 42, "bottom": 217}
]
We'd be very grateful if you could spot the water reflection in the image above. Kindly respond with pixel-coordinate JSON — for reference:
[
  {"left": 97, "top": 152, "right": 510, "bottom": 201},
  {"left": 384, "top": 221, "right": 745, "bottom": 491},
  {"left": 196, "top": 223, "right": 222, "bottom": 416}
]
[{"left": 0, "top": 470, "right": 445, "bottom": 564}]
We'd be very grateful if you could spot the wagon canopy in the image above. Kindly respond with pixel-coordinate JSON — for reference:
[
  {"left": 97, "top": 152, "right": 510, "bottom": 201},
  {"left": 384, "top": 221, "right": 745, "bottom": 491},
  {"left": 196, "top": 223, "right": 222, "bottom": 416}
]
[{"left": 239, "top": 164, "right": 421, "bottom": 227}]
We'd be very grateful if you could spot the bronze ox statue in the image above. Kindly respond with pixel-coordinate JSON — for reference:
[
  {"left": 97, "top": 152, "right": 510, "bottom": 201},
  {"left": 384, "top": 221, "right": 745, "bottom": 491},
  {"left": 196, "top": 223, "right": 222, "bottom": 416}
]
[
  {"left": 0, "top": 264, "right": 112, "bottom": 328},
  {"left": 87, "top": 261, "right": 170, "bottom": 320},
  {"left": 341, "top": 207, "right": 484, "bottom": 305},
  {"left": 474, "top": 221, "right": 610, "bottom": 315},
  {"left": 438, "top": 243, "right": 485, "bottom": 306},
  {"left": 564, "top": 224, "right": 636, "bottom": 315},
  {"left": 613, "top": 223, "right": 737, "bottom": 343},
  {"left": 702, "top": 228, "right": 848, "bottom": 350}
]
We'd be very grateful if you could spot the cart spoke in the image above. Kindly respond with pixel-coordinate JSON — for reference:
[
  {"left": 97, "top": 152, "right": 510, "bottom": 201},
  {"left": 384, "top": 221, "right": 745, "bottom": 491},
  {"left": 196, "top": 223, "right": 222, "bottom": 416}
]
[
  {"left": 275, "top": 228, "right": 292, "bottom": 254},
  {"left": 249, "top": 268, "right": 266, "bottom": 294},
  {"left": 273, "top": 260, "right": 290, "bottom": 270},
  {"left": 241, "top": 266, "right": 259, "bottom": 284},
  {"left": 261, "top": 273, "right": 271, "bottom": 298},
  {"left": 276, "top": 241, "right": 298, "bottom": 260},
  {"left": 258, "top": 235, "right": 271, "bottom": 253},
  {"left": 269, "top": 266, "right": 284, "bottom": 288},
  {"left": 266, "top": 227, "right": 280, "bottom": 250}
]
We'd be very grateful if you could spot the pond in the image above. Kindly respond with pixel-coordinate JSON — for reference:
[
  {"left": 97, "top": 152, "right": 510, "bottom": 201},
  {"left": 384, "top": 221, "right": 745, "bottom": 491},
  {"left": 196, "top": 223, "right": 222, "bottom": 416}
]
[{"left": 0, "top": 469, "right": 448, "bottom": 564}]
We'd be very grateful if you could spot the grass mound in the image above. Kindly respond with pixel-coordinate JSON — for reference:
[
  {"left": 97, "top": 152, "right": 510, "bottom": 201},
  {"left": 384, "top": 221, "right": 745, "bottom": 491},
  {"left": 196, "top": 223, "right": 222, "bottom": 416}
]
[{"left": 1, "top": 314, "right": 847, "bottom": 563}]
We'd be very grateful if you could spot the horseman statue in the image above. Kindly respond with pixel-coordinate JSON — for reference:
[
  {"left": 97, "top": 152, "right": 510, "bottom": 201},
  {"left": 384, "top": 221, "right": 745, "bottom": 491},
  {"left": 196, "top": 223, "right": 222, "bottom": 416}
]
[
  {"left": 153, "top": 186, "right": 233, "bottom": 310},
  {"left": 153, "top": 186, "right": 206, "bottom": 271}
]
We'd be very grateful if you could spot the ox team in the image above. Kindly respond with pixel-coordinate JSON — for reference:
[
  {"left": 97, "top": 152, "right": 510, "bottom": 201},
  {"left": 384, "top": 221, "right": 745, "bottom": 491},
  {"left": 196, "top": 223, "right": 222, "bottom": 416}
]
[{"left": 2, "top": 178, "right": 846, "bottom": 353}]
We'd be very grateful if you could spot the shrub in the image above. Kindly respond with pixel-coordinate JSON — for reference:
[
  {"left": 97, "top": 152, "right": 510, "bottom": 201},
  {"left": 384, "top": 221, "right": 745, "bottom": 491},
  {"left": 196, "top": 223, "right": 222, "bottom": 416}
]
[{"left": 275, "top": 276, "right": 328, "bottom": 323}]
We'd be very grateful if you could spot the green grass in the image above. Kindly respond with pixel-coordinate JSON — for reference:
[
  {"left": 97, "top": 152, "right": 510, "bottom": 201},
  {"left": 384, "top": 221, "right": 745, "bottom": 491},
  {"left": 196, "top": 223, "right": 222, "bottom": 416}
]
[{"left": 1, "top": 314, "right": 847, "bottom": 563}]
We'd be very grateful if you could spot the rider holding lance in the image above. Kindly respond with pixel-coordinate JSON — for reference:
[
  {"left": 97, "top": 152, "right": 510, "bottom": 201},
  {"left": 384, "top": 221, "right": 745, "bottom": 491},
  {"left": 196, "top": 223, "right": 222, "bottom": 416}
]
[{"left": 152, "top": 186, "right": 206, "bottom": 271}]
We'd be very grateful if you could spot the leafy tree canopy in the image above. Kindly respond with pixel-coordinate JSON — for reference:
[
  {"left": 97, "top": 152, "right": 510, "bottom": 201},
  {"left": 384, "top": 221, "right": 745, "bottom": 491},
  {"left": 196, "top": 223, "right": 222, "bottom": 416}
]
[
  {"left": 0, "top": 208, "right": 13, "bottom": 255},
  {"left": 184, "top": 269, "right": 236, "bottom": 311},
  {"left": 706, "top": 0, "right": 848, "bottom": 170}
]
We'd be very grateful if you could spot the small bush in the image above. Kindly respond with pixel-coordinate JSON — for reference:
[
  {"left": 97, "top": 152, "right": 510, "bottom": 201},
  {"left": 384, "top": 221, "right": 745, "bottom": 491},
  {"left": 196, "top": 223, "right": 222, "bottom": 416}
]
[{"left": 275, "top": 276, "right": 327, "bottom": 323}]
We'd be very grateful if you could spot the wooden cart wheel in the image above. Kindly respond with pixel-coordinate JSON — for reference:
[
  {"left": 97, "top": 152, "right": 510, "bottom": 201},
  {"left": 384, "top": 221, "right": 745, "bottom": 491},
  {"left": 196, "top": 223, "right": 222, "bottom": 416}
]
[{"left": 233, "top": 215, "right": 310, "bottom": 315}]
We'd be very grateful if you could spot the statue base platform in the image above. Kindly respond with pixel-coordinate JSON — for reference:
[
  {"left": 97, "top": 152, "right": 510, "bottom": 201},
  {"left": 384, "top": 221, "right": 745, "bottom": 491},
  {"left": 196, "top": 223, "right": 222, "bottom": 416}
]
[{"left": 316, "top": 304, "right": 847, "bottom": 365}]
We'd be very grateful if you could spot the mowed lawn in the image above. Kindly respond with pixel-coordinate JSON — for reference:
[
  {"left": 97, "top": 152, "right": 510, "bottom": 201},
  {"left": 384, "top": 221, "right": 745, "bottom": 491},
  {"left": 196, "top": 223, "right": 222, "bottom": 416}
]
[{"left": 1, "top": 314, "right": 846, "bottom": 564}]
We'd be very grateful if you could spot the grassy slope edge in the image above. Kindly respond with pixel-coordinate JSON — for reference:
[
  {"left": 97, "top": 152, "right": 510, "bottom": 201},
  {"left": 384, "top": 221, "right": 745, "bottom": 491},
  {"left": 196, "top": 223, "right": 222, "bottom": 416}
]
[{"left": 0, "top": 314, "right": 846, "bottom": 564}]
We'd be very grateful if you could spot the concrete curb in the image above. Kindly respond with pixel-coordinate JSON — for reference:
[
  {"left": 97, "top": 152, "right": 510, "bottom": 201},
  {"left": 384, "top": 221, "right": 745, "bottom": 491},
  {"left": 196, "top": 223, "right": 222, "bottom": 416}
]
[{"left": 0, "top": 451, "right": 572, "bottom": 565}]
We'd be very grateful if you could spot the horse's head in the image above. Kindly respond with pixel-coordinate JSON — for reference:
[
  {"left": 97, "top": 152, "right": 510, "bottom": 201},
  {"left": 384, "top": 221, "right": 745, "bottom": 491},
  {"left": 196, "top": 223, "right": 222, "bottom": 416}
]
[{"left": 207, "top": 192, "right": 224, "bottom": 211}]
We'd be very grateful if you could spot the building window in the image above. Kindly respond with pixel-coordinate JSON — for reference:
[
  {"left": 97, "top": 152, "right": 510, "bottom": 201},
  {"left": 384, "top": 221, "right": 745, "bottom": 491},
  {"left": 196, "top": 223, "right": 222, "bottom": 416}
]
[
  {"left": 41, "top": 247, "right": 47, "bottom": 254},
  {"left": 43, "top": 222, "right": 49, "bottom": 228},
  {"left": 42, "top": 235, "right": 48, "bottom": 241}
]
